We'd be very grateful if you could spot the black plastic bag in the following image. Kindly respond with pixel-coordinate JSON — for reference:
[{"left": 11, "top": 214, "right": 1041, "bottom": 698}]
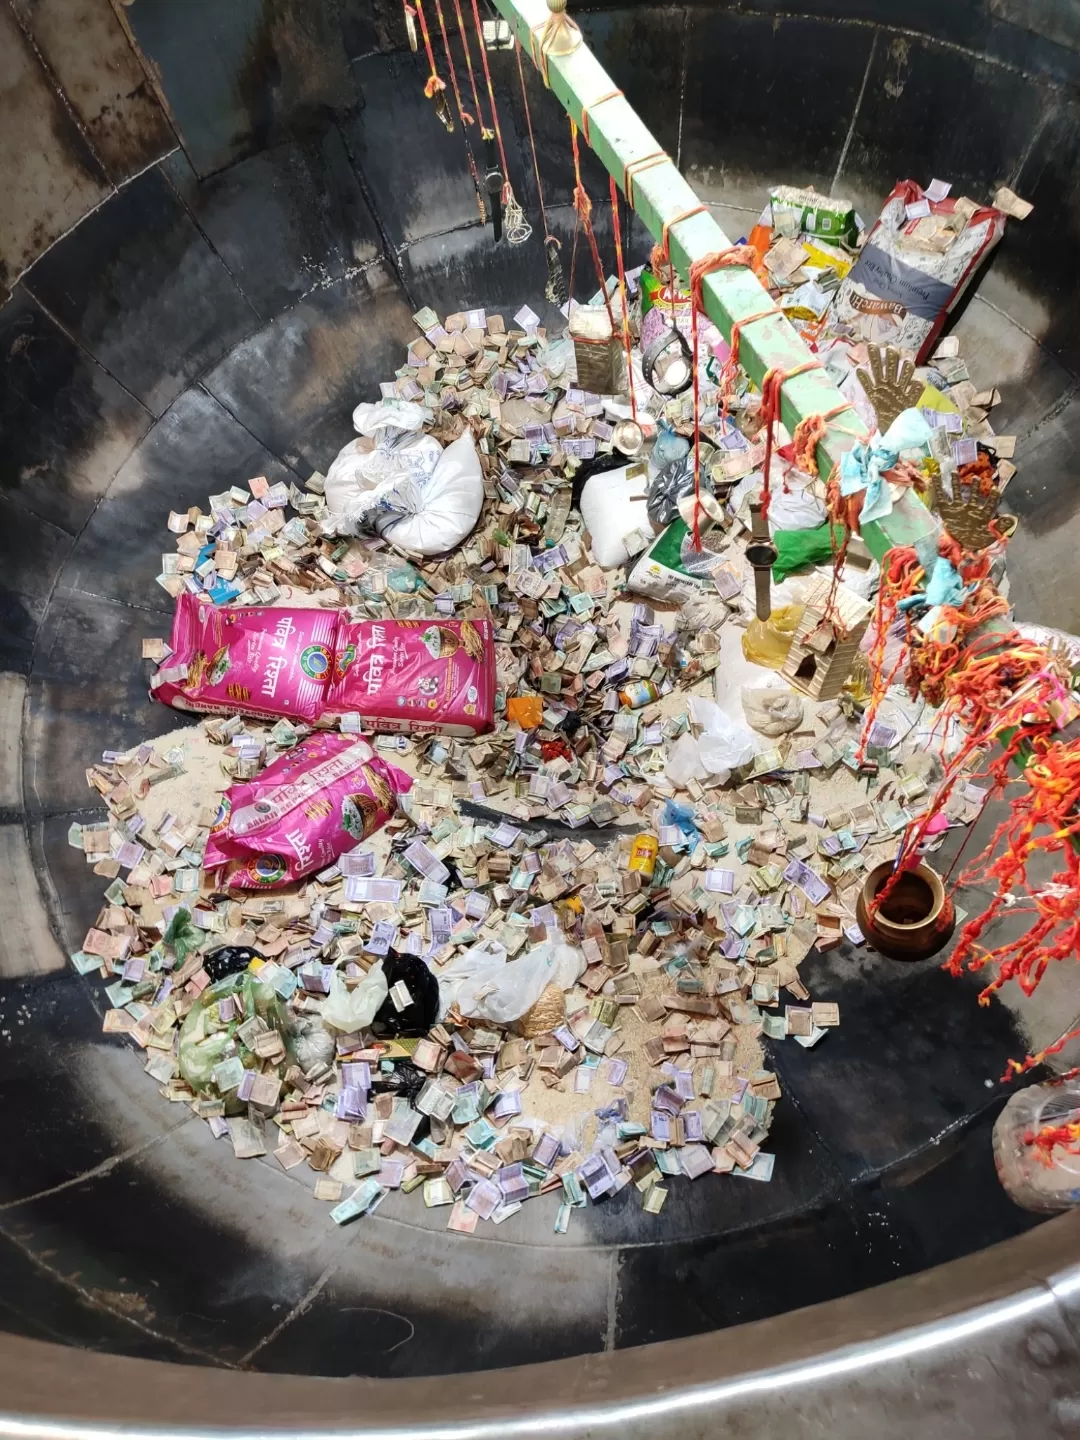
[
  {"left": 372, "top": 949, "right": 440, "bottom": 1038},
  {"left": 204, "top": 946, "right": 264, "bottom": 982}
]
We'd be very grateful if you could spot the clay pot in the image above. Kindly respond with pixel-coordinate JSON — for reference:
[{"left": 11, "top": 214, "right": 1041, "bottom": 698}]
[{"left": 856, "top": 860, "right": 955, "bottom": 962}]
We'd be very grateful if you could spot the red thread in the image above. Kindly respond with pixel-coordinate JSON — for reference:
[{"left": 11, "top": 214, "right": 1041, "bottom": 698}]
[
  {"left": 685, "top": 246, "right": 757, "bottom": 548},
  {"left": 579, "top": 90, "right": 622, "bottom": 148},
  {"left": 757, "top": 359, "right": 821, "bottom": 523},
  {"left": 622, "top": 151, "right": 667, "bottom": 208},
  {"left": 467, "top": 0, "right": 510, "bottom": 197},
  {"left": 609, "top": 175, "right": 637, "bottom": 423},
  {"left": 569, "top": 120, "right": 617, "bottom": 337},
  {"left": 514, "top": 40, "right": 551, "bottom": 241},
  {"left": 452, "top": 0, "right": 486, "bottom": 130},
  {"left": 649, "top": 205, "right": 707, "bottom": 327}
]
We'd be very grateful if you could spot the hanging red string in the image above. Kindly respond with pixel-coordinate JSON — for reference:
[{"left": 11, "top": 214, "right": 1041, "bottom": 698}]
[
  {"left": 623, "top": 151, "right": 668, "bottom": 208},
  {"left": 431, "top": 0, "right": 487, "bottom": 219},
  {"left": 648, "top": 206, "right": 706, "bottom": 328},
  {"left": 608, "top": 175, "right": 637, "bottom": 424},
  {"left": 872, "top": 647, "right": 1064, "bottom": 916},
  {"left": 451, "top": 0, "right": 485, "bottom": 127},
  {"left": 713, "top": 306, "right": 781, "bottom": 437},
  {"left": 579, "top": 90, "right": 622, "bottom": 147},
  {"left": 467, "top": 0, "right": 511, "bottom": 199},
  {"left": 756, "top": 359, "right": 822, "bottom": 524},
  {"left": 413, "top": 0, "right": 449, "bottom": 115},
  {"left": 683, "top": 246, "right": 756, "bottom": 548},
  {"left": 568, "top": 119, "right": 617, "bottom": 335},
  {"left": 433, "top": 0, "right": 471, "bottom": 126},
  {"left": 515, "top": 41, "right": 550, "bottom": 239}
]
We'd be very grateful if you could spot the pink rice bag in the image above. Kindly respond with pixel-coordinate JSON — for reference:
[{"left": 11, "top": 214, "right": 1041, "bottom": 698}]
[
  {"left": 203, "top": 732, "right": 411, "bottom": 888},
  {"left": 323, "top": 618, "right": 495, "bottom": 737},
  {"left": 152, "top": 594, "right": 339, "bottom": 722}
]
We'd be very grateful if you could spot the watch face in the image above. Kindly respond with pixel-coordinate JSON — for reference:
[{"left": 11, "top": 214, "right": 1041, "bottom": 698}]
[{"left": 745, "top": 541, "right": 779, "bottom": 566}]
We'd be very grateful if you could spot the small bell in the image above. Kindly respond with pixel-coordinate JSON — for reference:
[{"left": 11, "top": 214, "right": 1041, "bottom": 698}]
[
  {"left": 424, "top": 75, "right": 454, "bottom": 131},
  {"left": 544, "top": 236, "right": 567, "bottom": 306},
  {"left": 432, "top": 87, "right": 454, "bottom": 131}
]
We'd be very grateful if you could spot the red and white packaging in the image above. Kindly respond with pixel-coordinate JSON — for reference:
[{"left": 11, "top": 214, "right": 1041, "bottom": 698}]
[
  {"left": 323, "top": 618, "right": 495, "bottom": 737},
  {"left": 830, "top": 181, "right": 1006, "bottom": 362}
]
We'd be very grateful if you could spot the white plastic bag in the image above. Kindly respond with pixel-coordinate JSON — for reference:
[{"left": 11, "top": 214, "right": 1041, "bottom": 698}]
[
  {"left": 691, "top": 695, "right": 760, "bottom": 780},
  {"left": 436, "top": 940, "right": 507, "bottom": 1021},
  {"left": 322, "top": 962, "right": 387, "bottom": 1033},
  {"left": 291, "top": 1014, "right": 336, "bottom": 1070},
  {"left": 447, "top": 941, "right": 581, "bottom": 1025},
  {"left": 766, "top": 481, "right": 828, "bottom": 532},
  {"left": 579, "top": 465, "right": 652, "bottom": 569},
  {"left": 742, "top": 676, "right": 804, "bottom": 736},
  {"left": 666, "top": 696, "right": 759, "bottom": 788},
  {"left": 375, "top": 431, "right": 484, "bottom": 557},
  {"left": 665, "top": 731, "right": 708, "bottom": 788}
]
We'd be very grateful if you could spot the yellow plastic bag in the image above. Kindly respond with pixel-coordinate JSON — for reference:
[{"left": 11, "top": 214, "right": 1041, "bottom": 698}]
[{"left": 741, "top": 605, "right": 804, "bottom": 669}]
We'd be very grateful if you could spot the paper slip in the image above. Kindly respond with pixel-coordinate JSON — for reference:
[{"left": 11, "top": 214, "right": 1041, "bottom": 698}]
[
  {"left": 764, "top": 238, "right": 808, "bottom": 280},
  {"left": 705, "top": 868, "right": 736, "bottom": 894},
  {"left": 783, "top": 858, "right": 830, "bottom": 906},
  {"left": 344, "top": 877, "right": 402, "bottom": 904},
  {"left": 514, "top": 304, "right": 540, "bottom": 331},
  {"left": 926, "top": 178, "right": 952, "bottom": 202},
  {"left": 404, "top": 839, "right": 450, "bottom": 884},
  {"left": 993, "top": 186, "right": 1033, "bottom": 220},
  {"left": 731, "top": 1152, "right": 775, "bottom": 1182},
  {"left": 339, "top": 852, "right": 377, "bottom": 875}
]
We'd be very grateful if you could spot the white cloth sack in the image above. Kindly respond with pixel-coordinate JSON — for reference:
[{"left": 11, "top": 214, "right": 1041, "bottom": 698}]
[
  {"left": 742, "top": 674, "right": 804, "bottom": 736},
  {"left": 375, "top": 431, "right": 484, "bottom": 556},
  {"left": 580, "top": 464, "right": 652, "bottom": 569},
  {"left": 324, "top": 399, "right": 442, "bottom": 532}
]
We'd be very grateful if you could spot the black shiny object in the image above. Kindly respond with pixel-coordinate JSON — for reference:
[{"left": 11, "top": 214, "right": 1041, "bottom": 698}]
[
  {"left": 369, "top": 1059, "right": 427, "bottom": 1103},
  {"left": 646, "top": 453, "right": 716, "bottom": 530},
  {"left": 640, "top": 325, "right": 694, "bottom": 396},
  {"left": 545, "top": 236, "right": 567, "bottom": 305},
  {"left": 204, "top": 946, "right": 264, "bottom": 982},
  {"left": 372, "top": 949, "right": 440, "bottom": 1038}
]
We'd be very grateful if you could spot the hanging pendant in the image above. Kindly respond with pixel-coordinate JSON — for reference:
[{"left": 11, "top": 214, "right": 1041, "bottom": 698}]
[
  {"left": 424, "top": 75, "right": 454, "bottom": 131},
  {"left": 544, "top": 236, "right": 567, "bottom": 305},
  {"left": 404, "top": 3, "right": 419, "bottom": 51},
  {"left": 433, "top": 87, "right": 454, "bottom": 131},
  {"left": 504, "top": 185, "right": 532, "bottom": 246}
]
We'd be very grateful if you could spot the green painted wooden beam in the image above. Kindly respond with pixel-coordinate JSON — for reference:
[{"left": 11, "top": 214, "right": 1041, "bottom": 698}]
[{"left": 492, "top": 0, "right": 863, "bottom": 488}]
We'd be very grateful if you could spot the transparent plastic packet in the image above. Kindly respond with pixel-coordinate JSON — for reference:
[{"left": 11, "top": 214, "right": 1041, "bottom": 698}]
[{"left": 993, "top": 1081, "right": 1080, "bottom": 1212}]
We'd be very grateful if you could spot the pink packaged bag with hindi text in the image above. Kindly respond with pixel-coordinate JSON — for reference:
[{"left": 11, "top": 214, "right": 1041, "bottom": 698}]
[
  {"left": 151, "top": 594, "right": 339, "bottom": 723},
  {"left": 324, "top": 617, "right": 495, "bottom": 737},
  {"left": 203, "top": 732, "right": 412, "bottom": 888}
]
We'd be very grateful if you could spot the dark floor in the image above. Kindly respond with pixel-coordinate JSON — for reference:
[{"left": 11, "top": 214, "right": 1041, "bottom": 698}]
[{"left": 4, "top": 0, "right": 1080, "bottom": 1381}]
